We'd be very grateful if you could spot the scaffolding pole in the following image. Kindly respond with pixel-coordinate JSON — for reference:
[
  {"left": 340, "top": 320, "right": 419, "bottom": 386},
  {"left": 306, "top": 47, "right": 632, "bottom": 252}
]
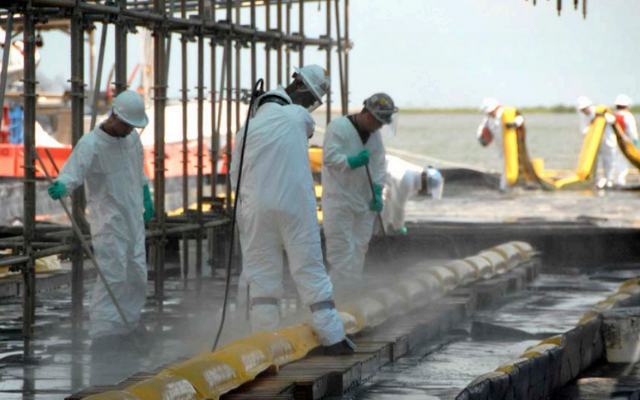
[
  {"left": 21, "top": 0, "right": 38, "bottom": 361},
  {"left": 195, "top": 0, "right": 205, "bottom": 289},
  {"left": 334, "top": 0, "right": 346, "bottom": 115},
  {"left": 181, "top": 0, "right": 190, "bottom": 281},
  {"left": 115, "top": 0, "right": 128, "bottom": 94},
  {"left": 344, "top": 0, "right": 349, "bottom": 109},
  {"left": 70, "top": 4, "right": 86, "bottom": 346},
  {"left": 2, "top": 0, "right": 349, "bottom": 356},
  {"left": 0, "top": 10, "right": 13, "bottom": 133},
  {"left": 298, "top": 0, "right": 304, "bottom": 67},
  {"left": 153, "top": 0, "right": 167, "bottom": 308},
  {"left": 277, "top": 0, "right": 282, "bottom": 86},
  {"left": 325, "top": 0, "right": 331, "bottom": 124}
]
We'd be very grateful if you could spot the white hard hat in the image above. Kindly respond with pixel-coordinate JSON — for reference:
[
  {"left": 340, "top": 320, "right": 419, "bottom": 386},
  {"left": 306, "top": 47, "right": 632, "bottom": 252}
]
[
  {"left": 294, "top": 65, "right": 330, "bottom": 103},
  {"left": 112, "top": 90, "right": 148, "bottom": 128},
  {"left": 480, "top": 98, "right": 500, "bottom": 114},
  {"left": 615, "top": 94, "right": 632, "bottom": 107},
  {"left": 576, "top": 96, "right": 593, "bottom": 110}
]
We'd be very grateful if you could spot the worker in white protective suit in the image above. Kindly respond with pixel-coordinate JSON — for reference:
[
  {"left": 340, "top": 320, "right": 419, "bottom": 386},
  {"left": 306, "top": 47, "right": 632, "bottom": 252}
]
[
  {"left": 576, "top": 96, "right": 618, "bottom": 189},
  {"left": 0, "top": 28, "right": 41, "bottom": 88},
  {"left": 231, "top": 65, "right": 355, "bottom": 355},
  {"left": 322, "top": 93, "right": 398, "bottom": 288},
  {"left": 382, "top": 155, "right": 443, "bottom": 235},
  {"left": 48, "top": 90, "right": 153, "bottom": 349},
  {"left": 476, "top": 97, "right": 524, "bottom": 191},
  {"left": 613, "top": 94, "right": 639, "bottom": 186}
]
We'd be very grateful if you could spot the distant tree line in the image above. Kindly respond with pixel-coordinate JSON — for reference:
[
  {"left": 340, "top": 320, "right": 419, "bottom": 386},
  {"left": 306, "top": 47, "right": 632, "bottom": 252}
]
[{"left": 400, "top": 105, "right": 640, "bottom": 114}]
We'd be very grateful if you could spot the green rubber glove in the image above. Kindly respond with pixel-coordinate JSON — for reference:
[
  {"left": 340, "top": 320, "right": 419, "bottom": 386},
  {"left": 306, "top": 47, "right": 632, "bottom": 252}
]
[
  {"left": 48, "top": 181, "right": 66, "bottom": 200},
  {"left": 143, "top": 184, "right": 154, "bottom": 222},
  {"left": 634, "top": 139, "right": 640, "bottom": 148},
  {"left": 394, "top": 226, "right": 408, "bottom": 235},
  {"left": 369, "top": 183, "right": 383, "bottom": 212},
  {"left": 347, "top": 149, "right": 370, "bottom": 170}
]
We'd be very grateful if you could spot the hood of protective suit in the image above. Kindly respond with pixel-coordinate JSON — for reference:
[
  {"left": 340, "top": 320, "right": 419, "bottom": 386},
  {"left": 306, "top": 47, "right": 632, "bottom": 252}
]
[{"left": 251, "top": 86, "right": 292, "bottom": 117}]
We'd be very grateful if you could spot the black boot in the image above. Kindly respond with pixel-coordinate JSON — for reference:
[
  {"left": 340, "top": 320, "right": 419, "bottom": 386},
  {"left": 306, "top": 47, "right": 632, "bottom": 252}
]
[{"left": 323, "top": 338, "right": 356, "bottom": 356}]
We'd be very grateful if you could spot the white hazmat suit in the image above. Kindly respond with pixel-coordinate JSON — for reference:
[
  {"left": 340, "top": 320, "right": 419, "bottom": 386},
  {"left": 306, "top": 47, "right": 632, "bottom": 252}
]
[
  {"left": 614, "top": 109, "right": 639, "bottom": 186},
  {"left": 477, "top": 106, "right": 506, "bottom": 190},
  {"left": 382, "top": 155, "right": 443, "bottom": 233},
  {"left": 322, "top": 116, "right": 386, "bottom": 285},
  {"left": 230, "top": 87, "right": 345, "bottom": 346},
  {"left": 56, "top": 125, "right": 148, "bottom": 338},
  {"left": 578, "top": 105, "right": 617, "bottom": 186},
  {"left": 476, "top": 105, "right": 525, "bottom": 191}
]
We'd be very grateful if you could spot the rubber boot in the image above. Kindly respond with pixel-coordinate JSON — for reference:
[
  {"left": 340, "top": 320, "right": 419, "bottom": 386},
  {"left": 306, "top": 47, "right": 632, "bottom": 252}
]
[{"left": 323, "top": 337, "right": 356, "bottom": 356}]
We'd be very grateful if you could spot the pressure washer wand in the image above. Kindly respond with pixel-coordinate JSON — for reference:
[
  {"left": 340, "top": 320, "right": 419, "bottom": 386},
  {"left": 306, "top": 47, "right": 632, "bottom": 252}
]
[
  {"left": 364, "top": 164, "right": 395, "bottom": 263},
  {"left": 34, "top": 149, "right": 139, "bottom": 338},
  {"left": 212, "top": 78, "right": 264, "bottom": 351}
]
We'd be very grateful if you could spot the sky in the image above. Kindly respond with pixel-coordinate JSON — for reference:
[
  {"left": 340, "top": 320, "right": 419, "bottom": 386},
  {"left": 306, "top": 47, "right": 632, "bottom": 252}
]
[{"left": 36, "top": 0, "right": 640, "bottom": 109}]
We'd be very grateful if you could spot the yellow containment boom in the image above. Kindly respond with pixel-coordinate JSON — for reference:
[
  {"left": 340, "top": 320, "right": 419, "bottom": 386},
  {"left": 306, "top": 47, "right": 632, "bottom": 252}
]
[
  {"left": 551, "top": 105, "right": 608, "bottom": 189},
  {"left": 311, "top": 109, "right": 639, "bottom": 193},
  {"left": 499, "top": 105, "right": 639, "bottom": 190},
  {"left": 501, "top": 107, "right": 556, "bottom": 190},
  {"left": 612, "top": 116, "right": 640, "bottom": 171},
  {"left": 502, "top": 107, "right": 520, "bottom": 186}
]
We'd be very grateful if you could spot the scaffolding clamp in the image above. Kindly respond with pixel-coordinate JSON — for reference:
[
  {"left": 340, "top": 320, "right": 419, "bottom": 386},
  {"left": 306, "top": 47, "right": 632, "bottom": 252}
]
[
  {"left": 67, "top": 78, "right": 87, "bottom": 99},
  {"left": 318, "top": 35, "right": 333, "bottom": 51},
  {"left": 182, "top": 26, "right": 197, "bottom": 43},
  {"left": 115, "top": 12, "right": 138, "bottom": 34}
]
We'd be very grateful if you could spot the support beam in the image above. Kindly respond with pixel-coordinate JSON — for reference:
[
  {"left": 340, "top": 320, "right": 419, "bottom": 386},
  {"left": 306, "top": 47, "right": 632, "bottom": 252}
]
[
  {"left": 333, "top": 0, "right": 346, "bottom": 115},
  {"left": 22, "top": 1, "right": 38, "bottom": 361},
  {"left": 298, "top": 0, "right": 304, "bottom": 67},
  {"left": 250, "top": 0, "right": 256, "bottom": 86},
  {"left": 0, "top": 11, "right": 14, "bottom": 133},
  {"left": 235, "top": 2, "right": 241, "bottom": 140},
  {"left": 225, "top": 0, "right": 233, "bottom": 212},
  {"left": 265, "top": 0, "right": 270, "bottom": 90},
  {"left": 277, "top": 0, "right": 282, "bottom": 85},
  {"left": 325, "top": 0, "right": 331, "bottom": 124},
  {"left": 115, "top": 0, "right": 128, "bottom": 94},
  {"left": 181, "top": 0, "right": 190, "bottom": 281},
  {"left": 196, "top": 0, "right": 206, "bottom": 288},
  {"left": 209, "top": 0, "right": 218, "bottom": 278},
  {"left": 210, "top": 1, "right": 217, "bottom": 201},
  {"left": 70, "top": 5, "right": 86, "bottom": 347},
  {"left": 90, "top": 22, "right": 108, "bottom": 130},
  {"left": 344, "top": 0, "right": 349, "bottom": 109},
  {"left": 153, "top": 0, "right": 167, "bottom": 308},
  {"left": 285, "top": 2, "right": 290, "bottom": 79}
]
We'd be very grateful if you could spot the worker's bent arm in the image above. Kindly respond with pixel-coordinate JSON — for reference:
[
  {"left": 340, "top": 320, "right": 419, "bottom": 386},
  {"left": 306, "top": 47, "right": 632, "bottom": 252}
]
[
  {"left": 56, "top": 139, "right": 95, "bottom": 196},
  {"left": 476, "top": 117, "right": 489, "bottom": 139},
  {"left": 297, "top": 107, "right": 316, "bottom": 138},
  {"left": 322, "top": 119, "right": 350, "bottom": 172}
]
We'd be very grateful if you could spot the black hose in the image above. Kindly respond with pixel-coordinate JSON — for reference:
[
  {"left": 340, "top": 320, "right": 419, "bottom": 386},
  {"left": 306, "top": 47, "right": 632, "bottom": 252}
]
[{"left": 212, "top": 78, "right": 264, "bottom": 351}]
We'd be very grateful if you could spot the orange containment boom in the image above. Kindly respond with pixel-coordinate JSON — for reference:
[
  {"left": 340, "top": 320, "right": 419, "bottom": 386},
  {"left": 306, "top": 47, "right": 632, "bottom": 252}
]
[{"left": 0, "top": 141, "right": 216, "bottom": 180}]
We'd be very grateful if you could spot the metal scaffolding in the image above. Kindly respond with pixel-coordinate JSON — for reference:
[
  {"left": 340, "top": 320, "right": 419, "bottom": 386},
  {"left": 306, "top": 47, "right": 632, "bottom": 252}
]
[
  {"left": 526, "top": 0, "right": 588, "bottom": 18},
  {"left": 0, "top": 0, "right": 351, "bottom": 360}
]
